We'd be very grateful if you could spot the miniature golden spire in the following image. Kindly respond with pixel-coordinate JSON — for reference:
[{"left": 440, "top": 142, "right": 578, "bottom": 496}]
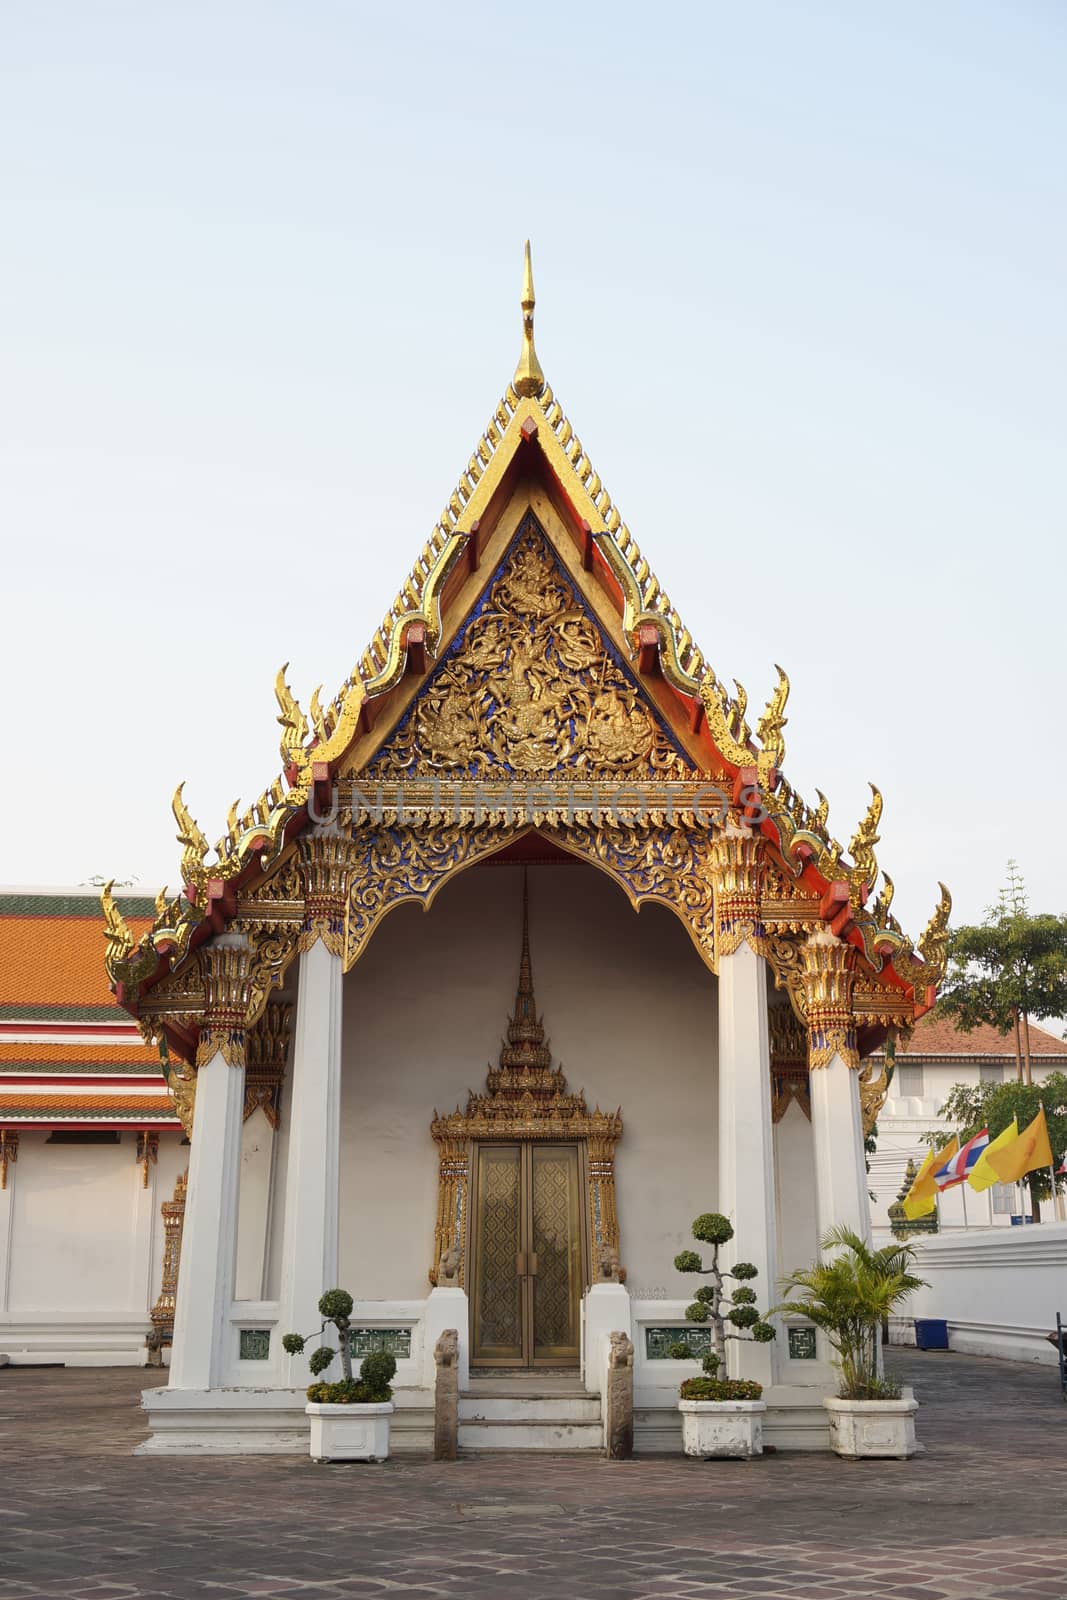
[{"left": 513, "top": 240, "right": 545, "bottom": 399}]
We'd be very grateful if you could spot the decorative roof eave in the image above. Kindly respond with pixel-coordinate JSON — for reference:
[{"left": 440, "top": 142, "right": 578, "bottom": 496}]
[{"left": 103, "top": 252, "right": 949, "bottom": 1021}]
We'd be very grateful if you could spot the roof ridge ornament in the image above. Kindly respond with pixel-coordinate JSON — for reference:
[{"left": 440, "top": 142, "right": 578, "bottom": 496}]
[{"left": 513, "top": 240, "right": 545, "bottom": 399}]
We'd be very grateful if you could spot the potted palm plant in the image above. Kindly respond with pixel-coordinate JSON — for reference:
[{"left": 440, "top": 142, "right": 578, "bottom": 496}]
[
  {"left": 672, "top": 1212, "right": 776, "bottom": 1459},
  {"left": 775, "top": 1226, "right": 927, "bottom": 1459},
  {"left": 283, "top": 1289, "right": 397, "bottom": 1463}
]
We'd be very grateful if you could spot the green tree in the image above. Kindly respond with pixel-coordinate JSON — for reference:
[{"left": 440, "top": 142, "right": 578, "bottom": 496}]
[
  {"left": 937, "top": 862, "right": 1067, "bottom": 1085},
  {"left": 938, "top": 1073, "right": 1067, "bottom": 1222}
]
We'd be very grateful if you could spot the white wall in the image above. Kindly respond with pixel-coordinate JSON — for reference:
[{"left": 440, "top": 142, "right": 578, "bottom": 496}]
[
  {"left": 338, "top": 861, "right": 719, "bottom": 1303},
  {"left": 0, "top": 1130, "right": 188, "bottom": 1364},
  {"left": 774, "top": 1097, "right": 818, "bottom": 1279},
  {"left": 891, "top": 1224, "right": 1067, "bottom": 1365}
]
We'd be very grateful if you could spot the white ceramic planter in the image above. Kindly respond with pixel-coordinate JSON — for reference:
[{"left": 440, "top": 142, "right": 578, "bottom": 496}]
[
  {"left": 306, "top": 1401, "right": 393, "bottom": 1463},
  {"left": 679, "top": 1399, "right": 766, "bottom": 1459},
  {"left": 824, "top": 1395, "right": 918, "bottom": 1459}
]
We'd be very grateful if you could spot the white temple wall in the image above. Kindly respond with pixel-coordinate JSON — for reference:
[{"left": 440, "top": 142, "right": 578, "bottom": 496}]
[
  {"left": 337, "top": 862, "right": 718, "bottom": 1304},
  {"left": 0, "top": 1130, "right": 187, "bottom": 1365}
]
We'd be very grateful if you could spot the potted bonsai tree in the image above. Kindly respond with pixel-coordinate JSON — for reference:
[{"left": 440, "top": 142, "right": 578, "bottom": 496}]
[
  {"left": 775, "top": 1226, "right": 927, "bottom": 1459},
  {"left": 672, "top": 1212, "right": 776, "bottom": 1459},
  {"left": 283, "top": 1288, "right": 397, "bottom": 1463}
]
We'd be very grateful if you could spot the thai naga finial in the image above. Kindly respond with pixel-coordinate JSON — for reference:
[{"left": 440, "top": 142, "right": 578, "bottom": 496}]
[
  {"left": 308, "top": 685, "right": 328, "bottom": 745},
  {"left": 700, "top": 664, "right": 788, "bottom": 797},
  {"left": 918, "top": 882, "right": 952, "bottom": 984},
  {"left": 848, "top": 783, "right": 883, "bottom": 895},
  {"left": 101, "top": 880, "right": 135, "bottom": 979},
  {"left": 275, "top": 663, "right": 310, "bottom": 772},
  {"left": 872, "top": 871, "right": 895, "bottom": 925},
  {"left": 172, "top": 782, "right": 210, "bottom": 883},
  {"left": 755, "top": 665, "right": 789, "bottom": 772}
]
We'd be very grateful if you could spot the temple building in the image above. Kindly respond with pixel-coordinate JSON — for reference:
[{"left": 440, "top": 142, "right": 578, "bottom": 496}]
[{"left": 86, "top": 248, "right": 949, "bottom": 1452}]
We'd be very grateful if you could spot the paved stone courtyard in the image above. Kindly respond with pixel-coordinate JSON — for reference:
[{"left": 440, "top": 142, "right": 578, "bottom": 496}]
[{"left": 1, "top": 1350, "right": 1065, "bottom": 1600}]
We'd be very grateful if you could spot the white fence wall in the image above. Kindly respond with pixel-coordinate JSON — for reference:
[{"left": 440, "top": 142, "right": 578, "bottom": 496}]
[{"left": 889, "top": 1224, "right": 1067, "bottom": 1366}]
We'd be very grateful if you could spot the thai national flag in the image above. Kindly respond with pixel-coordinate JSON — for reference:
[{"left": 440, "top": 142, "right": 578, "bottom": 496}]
[{"left": 935, "top": 1128, "right": 990, "bottom": 1190}]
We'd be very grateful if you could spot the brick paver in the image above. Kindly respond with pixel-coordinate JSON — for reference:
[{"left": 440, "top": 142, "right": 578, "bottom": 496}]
[{"left": 0, "top": 1351, "right": 1065, "bottom": 1598}]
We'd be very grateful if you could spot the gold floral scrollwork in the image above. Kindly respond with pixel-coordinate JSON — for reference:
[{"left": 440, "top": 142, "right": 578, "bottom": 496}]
[
  {"left": 298, "top": 834, "right": 353, "bottom": 957},
  {"left": 196, "top": 940, "right": 253, "bottom": 1068},
  {"left": 770, "top": 1005, "right": 810, "bottom": 1123},
  {"left": 858, "top": 1052, "right": 892, "bottom": 1139},
  {"left": 428, "top": 1133, "right": 470, "bottom": 1288},
  {"left": 800, "top": 927, "right": 858, "bottom": 1071},
  {"left": 151, "top": 1170, "right": 187, "bottom": 1334},
  {"left": 244, "top": 1002, "right": 292, "bottom": 1127},
  {"left": 709, "top": 826, "right": 766, "bottom": 961}
]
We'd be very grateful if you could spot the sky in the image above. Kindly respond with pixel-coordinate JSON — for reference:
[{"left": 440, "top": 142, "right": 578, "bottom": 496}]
[{"left": 1, "top": 1, "right": 1064, "bottom": 946}]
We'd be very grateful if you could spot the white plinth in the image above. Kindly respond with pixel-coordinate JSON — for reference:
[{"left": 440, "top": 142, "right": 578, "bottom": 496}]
[
  {"left": 421, "top": 1286, "right": 470, "bottom": 1390},
  {"left": 679, "top": 1399, "right": 766, "bottom": 1459},
  {"left": 306, "top": 1401, "right": 393, "bottom": 1462},
  {"left": 824, "top": 1395, "right": 918, "bottom": 1458}
]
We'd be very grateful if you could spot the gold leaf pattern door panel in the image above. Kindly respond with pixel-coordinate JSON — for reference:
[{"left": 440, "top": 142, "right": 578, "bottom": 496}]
[
  {"left": 471, "top": 1145, "right": 523, "bottom": 1363},
  {"left": 531, "top": 1144, "right": 582, "bottom": 1363},
  {"left": 470, "top": 1142, "right": 585, "bottom": 1367}
]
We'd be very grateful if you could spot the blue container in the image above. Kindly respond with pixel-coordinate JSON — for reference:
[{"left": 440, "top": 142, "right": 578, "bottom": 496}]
[{"left": 914, "top": 1318, "right": 949, "bottom": 1351}]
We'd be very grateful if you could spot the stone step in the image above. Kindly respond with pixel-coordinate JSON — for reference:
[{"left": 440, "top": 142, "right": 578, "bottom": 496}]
[
  {"left": 460, "top": 1393, "right": 602, "bottom": 1423},
  {"left": 458, "top": 1416, "right": 604, "bottom": 1451}
]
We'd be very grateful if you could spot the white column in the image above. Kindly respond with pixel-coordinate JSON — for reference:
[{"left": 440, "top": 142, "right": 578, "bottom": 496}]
[
  {"left": 802, "top": 927, "right": 871, "bottom": 1249},
  {"left": 810, "top": 1056, "right": 871, "bottom": 1245},
  {"left": 717, "top": 938, "right": 779, "bottom": 1386},
  {"left": 168, "top": 1049, "right": 246, "bottom": 1388},
  {"left": 235, "top": 1111, "right": 276, "bottom": 1301},
  {"left": 278, "top": 935, "right": 344, "bottom": 1387},
  {"left": 127, "top": 1134, "right": 160, "bottom": 1313},
  {"left": 169, "top": 936, "right": 251, "bottom": 1390}
]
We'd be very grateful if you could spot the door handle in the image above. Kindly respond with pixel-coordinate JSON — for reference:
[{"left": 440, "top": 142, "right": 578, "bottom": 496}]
[
  {"left": 528, "top": 1252, "right": 539, "bottom": 1277},
  {"left": 516, "top": 1252, "right": 526, "bottom": 1278}
]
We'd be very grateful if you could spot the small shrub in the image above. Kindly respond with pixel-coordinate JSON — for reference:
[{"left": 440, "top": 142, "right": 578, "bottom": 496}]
[
  {"left": 668, "top": 1341, "right": 693, "bottom": 1360},
  {"left": 670, "top": 1211, "right": 776, "bottom": 1390},
  {"left": 680, "top": 1377, "right": 763, "bottom": 1402},
  {"left": 359, "top": 1349, "right": 397, "bottom": 1401}
]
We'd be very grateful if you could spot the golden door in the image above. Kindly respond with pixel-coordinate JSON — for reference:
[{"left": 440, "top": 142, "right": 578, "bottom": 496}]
[{"left": 470, "top": 1143, "right": 585, "bottom": 1367}]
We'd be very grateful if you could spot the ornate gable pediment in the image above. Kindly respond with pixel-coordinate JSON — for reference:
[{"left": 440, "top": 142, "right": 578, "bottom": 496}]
[{"left": 366, "top": 519, "right": 698, "bottom": 784}]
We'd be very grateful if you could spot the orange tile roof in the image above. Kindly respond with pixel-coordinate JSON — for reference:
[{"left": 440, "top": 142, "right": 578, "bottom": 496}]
[
  {"left": 0, "top": 1092, "right": 177, "bottom": 1119},
  {"left": 901, "top": 1012, "right": 1067, "bottom": 1058},
  {"left": 0, "top": 902, "right": 151, "bottom": 1018},
  {"left": 0, "top": 1039, "right": 162, "bottom": 1070}
]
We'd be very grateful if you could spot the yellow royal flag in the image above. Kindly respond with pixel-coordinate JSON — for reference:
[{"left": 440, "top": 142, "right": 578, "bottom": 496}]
[
  {"left": 986, "top": 1107, "right": 1055, "bottom": 1185},
  {"left": 968, "top": 1118, "right": 1019, "bottom": 1192},
  {"left": 903, "top": 1139, "right": 957, "bottom": 1219}
]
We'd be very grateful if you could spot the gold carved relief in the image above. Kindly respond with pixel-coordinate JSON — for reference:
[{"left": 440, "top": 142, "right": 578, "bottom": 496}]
[
  {"left": 151, "top": 1170, "right": 188, "bottom": 1334},
  {"left": 801, "top": 927, "right": 858, "bottom": 1071},
  {"left": 366, "top": 523, "right": 695, "bottom": 783}
]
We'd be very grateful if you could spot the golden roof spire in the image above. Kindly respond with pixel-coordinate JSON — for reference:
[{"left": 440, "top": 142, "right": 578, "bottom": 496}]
[{"left": 513, "top": 240, "right": 545, "bottom": 399}]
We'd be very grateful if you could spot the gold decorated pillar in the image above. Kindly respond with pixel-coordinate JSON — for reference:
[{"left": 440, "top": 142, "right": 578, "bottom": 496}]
[
  {"left": 801, "top": 926, "right": 870, "bottom": 1247},
  {"left": 709, "top": 823, "right": 779, "bottom": 1385},
  {"left": 169, "top": 934, "right": 252, "bottom": 1390}
]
